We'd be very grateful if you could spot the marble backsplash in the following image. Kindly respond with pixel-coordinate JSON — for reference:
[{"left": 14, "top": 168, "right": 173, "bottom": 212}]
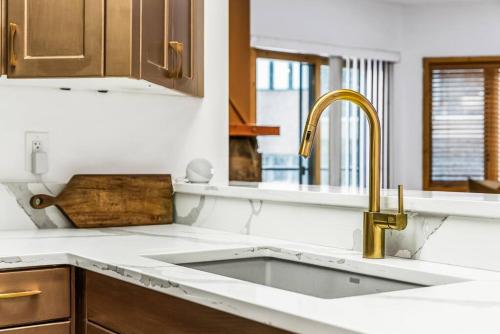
[
  {"left": 0, "top": 182, "right": 70, "bottom": 229},
  {"left": 175, "top": 192, "right": 500, "bottom": 272},
  {"left": 2, "top": 182, "right": 500, "bottom": 272}
]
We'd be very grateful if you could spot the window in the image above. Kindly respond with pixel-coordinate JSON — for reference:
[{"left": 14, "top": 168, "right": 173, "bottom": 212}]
[
  {"left": 257, "top": 58, "right": 312, "bottom": 184},
  {"left": 255, "top": 50, "right": 328, "bottom": 185},
  {"left": 423, "top": 57, "right": 500, "bottom": 191},
  {"left": 255, "top": 51, "right": 391, "bottom": 187}
]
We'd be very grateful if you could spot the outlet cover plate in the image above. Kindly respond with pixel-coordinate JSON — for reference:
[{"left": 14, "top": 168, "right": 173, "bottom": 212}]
[{"left": 25, "top": 131, "right": 49, "bottom": 173}]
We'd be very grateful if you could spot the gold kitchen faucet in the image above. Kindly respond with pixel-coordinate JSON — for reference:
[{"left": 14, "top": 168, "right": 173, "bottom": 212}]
[{"left": 299, "top": 89, "right": 407, "bottom": 259}]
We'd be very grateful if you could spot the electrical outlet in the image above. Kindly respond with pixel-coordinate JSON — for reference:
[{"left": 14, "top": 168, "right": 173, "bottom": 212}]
[
  {"left": 32, "top": 140, "right": 42, "bottom": 152},
  {"left": 25, "top": 132, "right": 49, "bottom": 173}
]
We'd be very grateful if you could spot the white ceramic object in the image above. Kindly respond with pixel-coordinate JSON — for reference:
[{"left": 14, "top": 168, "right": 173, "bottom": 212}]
[{"left": 186, "top": 159, "right": 214, "bottom": 183}]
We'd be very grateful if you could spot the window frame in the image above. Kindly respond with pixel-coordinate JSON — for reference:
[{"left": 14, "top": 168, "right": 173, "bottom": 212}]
[
  {"left": 252, "top": 48, "right": 328, "bottom": 185},
  {"left": 423, "top": 56, "right": 500, "bottom": 192}
]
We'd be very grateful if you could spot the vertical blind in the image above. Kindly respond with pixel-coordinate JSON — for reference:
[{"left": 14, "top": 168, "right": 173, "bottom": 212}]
[
  {"left": 428, "top": 63, "right": 500, "bottom": 186},
  {"left": 341, "top": 58, "right": 391, "bottom": 189}
]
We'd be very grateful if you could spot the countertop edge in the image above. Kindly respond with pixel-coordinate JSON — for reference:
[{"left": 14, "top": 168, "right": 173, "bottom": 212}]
[
  {"left": 174, "top": 182, "right": 500, "bottom": 219},
  {"left": 0, "top": 252, "right": 352, "bottom": 334}
]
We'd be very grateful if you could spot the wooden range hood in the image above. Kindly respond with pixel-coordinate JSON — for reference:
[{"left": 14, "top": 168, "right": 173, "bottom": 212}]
[{"left": 229, "top": 0, "right": 279, "bottom": 137}]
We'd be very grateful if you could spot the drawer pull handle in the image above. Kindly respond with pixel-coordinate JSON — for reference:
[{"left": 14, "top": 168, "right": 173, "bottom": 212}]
[
  {"left": 9, "top": 23, "right": 18, "bottom": 67},
  {"left": 0, "top": 290, "right": 41, "bottom": 299}
]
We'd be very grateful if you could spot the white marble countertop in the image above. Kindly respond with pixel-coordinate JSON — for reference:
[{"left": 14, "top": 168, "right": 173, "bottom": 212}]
[
  {"left": 175, "top": 181, "right": 500, "bottom": 219},
  {"left": 1, "top": 224, "right": 500, "bottom": 334}
]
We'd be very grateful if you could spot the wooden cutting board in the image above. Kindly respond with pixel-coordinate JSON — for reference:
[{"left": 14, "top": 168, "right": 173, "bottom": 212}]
[{"left": 30, "top": 175, "right": 173, "bottom": 228}]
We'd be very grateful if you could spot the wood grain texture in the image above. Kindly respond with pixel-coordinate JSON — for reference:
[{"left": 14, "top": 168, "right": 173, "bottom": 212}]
[
  {"left": 85, "top": 271, "right": 289, "bottom": 334},
  {"left": 130, "top": 0, "right": 141, "bottom": 79},
  {"left": 30, "top": 175, "right": 173, "bottom": 228},
  {"left": 468, "top": 179, "right": 500, "bottom": 194},
  {"left": 229, "top": 137, "right": 262, "bottom": 182},
  {"left": 105, "top": 0, "right": 132, "bottom": 76},
  {"left": 484, "top": 67, "right": 499, "bottom": 181},
  {"left": 27, "top": 0, "right": 84, "bottom": 57},
  {"left": 0, "top": 0, "right": 5, "bottom": 75},
  {"left": 229, "top": 124, "right": 280, "bottom": 137},
  {"left": 229, "top": 0, "right": 252, "bottom": 125},
  {"left": 0, "top": 268, "right": 70, "bottom": 328},
  {"left": 140, "top": 0, "right": 203, "bottom": 96},
  {"left": 170, "top": 0, "right": 192, "bottom": 77},
  {"left": 69, "top": 267, "right": 76, "bottom": 334},
  {"left": 172, "top": 0, "right": 204, "bottom": 97},
  {"left": 0, "top": 322, "right": 70, "bottom": 334},
  {"left": 423, "top": 57, "right": 500, "bottom": 191},
  {"left": 7, "top": 0, "right": 104, "bottom": 77},
  {"left": 86, "top": 322, "right": 116, "bottom": 334},
  {"left": 140, "top": 0, "right": 174, "bottom": 90}
]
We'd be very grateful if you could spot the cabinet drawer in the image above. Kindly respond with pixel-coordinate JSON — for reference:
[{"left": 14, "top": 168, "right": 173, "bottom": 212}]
[
  {"left": 0, "top": 321, "right": 70, "bottom": 334},
  {"left": 87, "top": 322, "right": 117, "bottom": 334},
  {"left": 0, "top": 268, "right": 70, "bottom": 328},
  {"left": 86, "top": 270, "right": 288, "bottom": 333}
]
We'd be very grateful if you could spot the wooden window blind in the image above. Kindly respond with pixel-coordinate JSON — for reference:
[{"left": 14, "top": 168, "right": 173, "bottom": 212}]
[{"left": 423, "top": 57, "right": 500, "bottom": 191}]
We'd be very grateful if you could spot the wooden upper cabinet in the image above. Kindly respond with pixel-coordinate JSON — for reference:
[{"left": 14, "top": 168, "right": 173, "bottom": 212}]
[
  {"left": 141, "top": 0, "right": 204, "bottom": 96},
  {"left": 1, "top": 0, "right": 203, "bottom": 96},
  {"left": 105, "top": 0, "right": 135, "bottom": 77},
  {"left": 171, "top": 0, "right": 204, "bottom": 96},
  {"left": 6, "top": 0, "right": 104, "bottom": 78},
  {"left": 141, "top": 0, "right": 175, "bottom": 90},
  {"left": 1, "top": 0, "right": 5, "bottom": 75}
]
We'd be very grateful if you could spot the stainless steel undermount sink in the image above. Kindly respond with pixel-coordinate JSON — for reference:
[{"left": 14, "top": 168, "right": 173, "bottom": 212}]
[{"left": 146, "top": 252, "right": 424, "bottom": 299}]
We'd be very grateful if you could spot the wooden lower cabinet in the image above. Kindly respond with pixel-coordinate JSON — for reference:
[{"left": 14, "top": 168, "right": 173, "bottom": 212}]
[
  {"left": 0, "top": 322, "right": 70, "bottom": 334},
  {"left": 84, "top": 270, "right": 289, "bottom": 334},
  {"left": 0, "top": 267, "right": 71, "bottom": 330},
  {"left": 1, "top": 267, "right": 289, "bottom": 333},
  {"left": 86, "top": 322, "right": 116, "bottom": 334}
]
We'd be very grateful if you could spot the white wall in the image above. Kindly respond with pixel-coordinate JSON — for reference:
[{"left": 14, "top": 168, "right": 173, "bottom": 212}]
[
  {"left": 251, "top": 0, "right": 403, "bottom": 59},
  {"left": 0, "top": 1, "right": 228, "bottom": 183},
  {"left": 251, "top": 0, "right": 500, "bottom": 190},
  {"left": 392, "top": 1, "right": 500, "bottom": 189}
]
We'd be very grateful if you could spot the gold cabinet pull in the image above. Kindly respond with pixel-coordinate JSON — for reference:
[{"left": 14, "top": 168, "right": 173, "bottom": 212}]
[
  {"left": 146, "top": 41, "right": 184, "bottom": 79},
  {"left": 0, "top": 290, "right": 42, "bottom": 299},
  {"left": 168, "top": 41, "right": 183, "bottom": 79},
  {"left": 9, "top": 23, "right": 18, "bottom": 67}
]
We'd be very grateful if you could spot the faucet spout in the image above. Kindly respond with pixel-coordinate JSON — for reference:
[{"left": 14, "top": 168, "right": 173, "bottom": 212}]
[
  {"left": 299, "top": 89, "right": 406, "bottom": 259},
  {"left": 299, "top": 89, "right": 381, "bottom": 213}
]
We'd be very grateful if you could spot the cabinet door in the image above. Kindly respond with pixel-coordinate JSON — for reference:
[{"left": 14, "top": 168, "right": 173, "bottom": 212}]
[
  {"left": 86, "top": 270, "right": 289, "bottom": 334},
  {"left": 86, "top": 322, "right": 116, "bottom": 334},
  {"left": 0, "top": 268, "right": 70, "bottom": 328},
  {"left": 6, "top": 0, "right": 104, "bottom": 78},
  {"left": 1, "top": 0, "right": 5, "bottom": 74},
  {"left": 141, "top": 0, "right": 175, "bottom": 89},
  {"left": 170, "top": 0, "right": 204, "bottom": 96},
  {"left": 141, "top": 0, "right": 203, "bottom": 96},
  {"left": 0, "top": 322, "right": 70, "bottom": 334}
]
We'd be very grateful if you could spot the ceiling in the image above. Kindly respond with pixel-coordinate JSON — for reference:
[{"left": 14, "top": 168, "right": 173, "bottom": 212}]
[{"left": 380, "top": 0, "right": 491, "bottom": 4}]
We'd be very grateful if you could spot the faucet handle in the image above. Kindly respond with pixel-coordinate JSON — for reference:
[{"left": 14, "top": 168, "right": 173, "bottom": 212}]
[{"left": 398, "top": 184, "right": 404, "bottom": 214}]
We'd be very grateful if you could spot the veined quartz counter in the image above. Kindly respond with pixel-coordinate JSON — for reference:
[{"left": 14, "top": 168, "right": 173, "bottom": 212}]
[
  {"left": 174, "top": 181, "right": 500, "bottom": 219},
  {"left": 2, "top": 224, "right": 500, "bottom": 334}
]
